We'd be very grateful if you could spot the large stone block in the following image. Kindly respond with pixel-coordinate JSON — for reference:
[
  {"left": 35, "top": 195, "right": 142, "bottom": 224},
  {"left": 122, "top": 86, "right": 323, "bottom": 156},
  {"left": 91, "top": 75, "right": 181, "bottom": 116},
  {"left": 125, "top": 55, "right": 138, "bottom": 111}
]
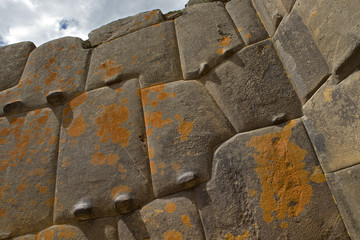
[
  {"left": 194, "top": 119, "right": 349, "bottom": 239},
  {"left": 55, "top": 79, "right": 152, "bottom": 223},
  {"left": 0, "top": 42, "right": 36, "bottom": 91},
  {"left": 295, "top": 0, "right": 360, "bottom": 81},
  {"left": 86, "top": 21, "right": 182, "bottom": 90},
  {"left": 175, "top": 2, "right": 243, "bottom": 79},
  {"left": 88, "top": 9, "right": 164, "bottom": 47},
  {"left": 226, "top": 0, "right": 268, "bottom": 45},
  {"left": 141, "top": 80, "right": 235, "bottom": 197},
  {"left": 0, "top": 37, "right": 90, "bottom": 116},
  {"left": 0, "top": 108, "right": 61, "bottom": 239},
  {"left": 202, "top": 39, "right": 302, "bottom": 133},
  {"left": 273, "top": 9, "right": 330, "bottom": 104},
  {"left": 327, "top": 164, "right": 360, "bottom": 239},
  {"left": 302, "top": 70, "right": 360, "bottom": 172}
]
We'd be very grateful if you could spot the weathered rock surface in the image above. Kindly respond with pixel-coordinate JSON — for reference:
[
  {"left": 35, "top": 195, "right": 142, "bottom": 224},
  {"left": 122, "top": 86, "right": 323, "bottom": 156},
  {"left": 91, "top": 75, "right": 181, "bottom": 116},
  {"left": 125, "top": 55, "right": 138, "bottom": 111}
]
[
  {"left": 0, "top": 42, "right": 36, "bottom": 92},
  {"left": 86, "top": 21, "right": 182, "bottom": 90},
  {"left": 175, "top": 2, "right": 243, "bottom": 79},
  {"left": 141, "top": 80, "right": 235, "bottom": 197},
  {"left": 302, "top": 70, "right": 360, "bottom": 173},
  {"left": 88, "top": 10, "right": 164, "bottom": 47},
  {"left": 280, "top": 0, "right": 296, "bottom": 13},
  {"left": 202, "top": 39, "right": 302, "bottom": 133},
  {"left": 194, "top": 119, "right": 349, "bottom": 239},
  {"left": 10, "top": 234, "right": 37, "bottom": 240},
  {"left": 273, "top": 9, "right": 330, "bottom": 104},
  {"left": 0, "top": 108, "right": 61, "bottom": 238},
  {"left": 55, "top": 79, "right": 152, "bottom": 223},
  {"left": 226, "top": 0, "right": 268, "bottom": 45}
]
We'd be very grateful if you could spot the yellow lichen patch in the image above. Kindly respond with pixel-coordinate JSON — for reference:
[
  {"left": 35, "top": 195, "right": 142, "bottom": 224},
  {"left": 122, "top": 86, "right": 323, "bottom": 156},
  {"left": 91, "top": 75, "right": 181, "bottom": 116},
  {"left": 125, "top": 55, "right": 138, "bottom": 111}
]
[
  {"left": 181, "top": 215, "right": 191, "bottom": 228},
  {"left": 111, "top": 185, "right": 131, "bottom": 199},
  {"left": 98, "top": 60, "right": 123, "bottom": 81},
  {"left": 164, "top": 230, "right": 183, "bottom": 240},
  {"left": 67, "top": 117, "right": 86, "bottom": 137},
  {"left": 310, "top": 166, "right": 326, "bottom": 183},
  {"left": 219, "top": 36, "right": 232, "bottom": 47},
  {"left": 165, "top": 202, "right": 177, "bottom": 213},
  {"left": 280, "top": 222, "right": 288, "bottom": 229},
  {"left": 323, "top": 88, "right": 333, "bottom": 102},
  {"left": 150, "top": 161, "right": 157, "bottom": 175},
  {"left": 247, "top": 120, "right": 312, "bottom": 223},
  {"left": 217, "top": 48, "right": 225, "bottom": 55},
  {"left": 178, "top": 121, "right": 194, "bottom": 141},
  {"left": 90, "top": 152, "right": 107, "bottom": 165}
]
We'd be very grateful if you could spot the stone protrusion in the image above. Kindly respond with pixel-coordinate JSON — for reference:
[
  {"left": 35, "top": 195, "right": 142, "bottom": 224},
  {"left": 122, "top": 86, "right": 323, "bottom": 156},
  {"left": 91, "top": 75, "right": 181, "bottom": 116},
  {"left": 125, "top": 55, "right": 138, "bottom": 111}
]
[
  {"left": 3, "top": 100, "right": 24, "bottom": 114},
  {"left": 176, "top": 171, "right": 198, "bottom": 189},
  {"left": 73, "top": 199, "right": 93, "bottom": 220},
  {"left": 114, "top": 194, "right": 135, "bottom": 214},
  {"left": 46, "top": 91, "right": 66, "bottom": 105}
]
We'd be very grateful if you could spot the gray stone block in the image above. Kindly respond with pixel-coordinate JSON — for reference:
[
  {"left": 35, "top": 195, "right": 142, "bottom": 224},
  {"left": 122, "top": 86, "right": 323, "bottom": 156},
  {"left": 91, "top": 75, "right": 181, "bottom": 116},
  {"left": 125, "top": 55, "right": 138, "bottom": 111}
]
[
  {"left": 55, "top": 79, "right": 152, "bottom": 223},
  {"left": 202, "top": 39, "right": 302, "bottom": 133},
  {"left": 194, "top": 119, "right": 349, "bottom": 239},
  {"left": 273, "top": 9, "right": 330, "bottom": 104},
  {"left": 86, "top": 21, "right": 182, "bottom": 90},
  {"left": 0, "top": 42, "right": 36, "bottom": 92},
  {"left": 280, "top": 0, "right": 296, "bottom": 13},
  {"left": 141, "top": 80, "right": 235, "bottom": 197},
  {"left": 175, "top": 2, "right": 244, "bottom": 79},
  {"left": 0, "top": 108, "right": 61, "bottom": 238},
  {"left": 88, "top": 10, "right": 164, "bottom": 47},
  {"left": 226, "top": 0, "right": 268, "bottom": 45}
]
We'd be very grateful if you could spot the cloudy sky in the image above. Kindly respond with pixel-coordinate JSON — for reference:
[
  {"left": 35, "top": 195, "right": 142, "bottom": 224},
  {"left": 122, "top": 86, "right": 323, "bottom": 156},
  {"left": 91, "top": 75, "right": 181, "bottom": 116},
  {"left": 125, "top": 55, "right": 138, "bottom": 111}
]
[{"left": 0, "top": 0, "right": 188, "bottom": 47}]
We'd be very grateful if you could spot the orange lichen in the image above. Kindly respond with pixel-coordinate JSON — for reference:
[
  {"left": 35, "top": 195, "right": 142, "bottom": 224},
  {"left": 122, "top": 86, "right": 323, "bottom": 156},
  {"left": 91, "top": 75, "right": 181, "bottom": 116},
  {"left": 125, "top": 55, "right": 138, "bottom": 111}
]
[
  {"left": 149, "top": 148, "right": 155, "bottom": 159},
  {"left": 310, "top": 166, "right": 326, "bottom": 183},
  {"left": 45, "top": 72, "right": 58, "bottom": 85},
  {"left": 245, "top": 33, "right": 252, "bottom": 39},
  {"left": 76, "top": 70, "right": 84, "bottom": 75},
  {"left": 172, "top": 163, "right": 181, "bottom": 171},
  {"left": 69, "top": 92, "right": 88, "bottom": 109},
  {"left": 57, "top": 227, "right": 75, "bottom": 238},
  {"left": 219, "top": 36, "right": 232, "bottom": 47},
  {"left": 249, "top": 189, "right": 258, "bottom": 197},
  {"left": 118, "top": 164, "right": 127, "bottom": 173},
  {"left": 150, "top": 161, "right": 157, "bottom": 175},
  {"left": 181, "top": 215, "right": 191, "bottom": 228},
  {"left": 41, "top": 229, "right": 55, "bottom": 240},
  {"left": 151, "top": 100, "right": 158, "bottom": 107},
  {"left": 217, "top": 48, "right": 225, "bottom": 55},
  {"left": 39, "top": 186, "right": 48, "bottom": 194},
  {"left": 90, "top": 152, "right": 107, "bottom": 165},
  {"left": 165, "top": 202, "right": 176, "bottom": 213},
  {"left": 164, "top": 230, "right": 183, "bottom": 240},
  {"left": 111, "top": 185, "right": 131, "bottom": 199},
  {"left": 178, "top": 121, "right": 194, "bottom": 141},
  {"left": 0, "top": 160, "right": 9, "bottom": 171},
  {"left": 157, "top": 92, "right": 168, "bottom": 100},
  {"left": 67, "top": 117, "right": 86, "bottom": 137},
  {"left": 280, "top": 222, "right": 288, "bottom": 229},
  {"left": 98, "top": 60, "right": 123, "bottom": 80},
  {"left": 225, "top": 231, "right": 250, "bottom": 240},
  {"left": 17, "top": 182, "right": 29, "bottom": 192},
  {"left": 107, "top": 154, "right": 119, "bottom": 166},
  {"left": 148, "top": 111, "right": 165, "bottom": 128},
  {"left": 36, "top": 115, "right": 48, "bottom": 126}
]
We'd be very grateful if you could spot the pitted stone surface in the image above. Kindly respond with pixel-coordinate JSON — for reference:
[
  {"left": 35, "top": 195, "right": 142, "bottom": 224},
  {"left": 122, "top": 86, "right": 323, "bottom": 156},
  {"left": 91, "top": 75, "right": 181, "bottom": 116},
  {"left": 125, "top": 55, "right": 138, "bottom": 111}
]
[
  {"left": 88, "top": 9, "right": 164, "bottom": 47},
  {"left": 0, "top": 42, "right": 36, "bottom": 92},
  {"left": 55, "top": 79, "right": 152, "bottom": 223},
  {"left": 295, "top": 0, "right": 360, "bottom": 81},
  {"left": 0, "top": 37, "right": 90, "bottom": 116},
  {"left": 273, "top": 9, "right": 330, "bottom": 104},
  {"left": 202, "top": 39, "right": 302, "bottom": 133},
  {"left": 303, "top": 70, "right": 360, "bottom": 173},
  {"left": 86, "top": 21, "right": 182, "bottom": 90},
  {"left": 141, "top": 80, "right": 235, "bottom": 197},
  {"left": 139, "top": 197, "right": 205, "bottom": 240},
  {"left": 194, "top": 119, "right": 349, "bottom": 239},
  {"left": 0, "top": 108, "right": 61, "bottom": 238},
  {"left": 226, "top": 0, "right": 268, "bottom": 45},
  {"left": 252, "top": 0, "right": 287, "bottom": 36},
  {"left": 175, "top": 2, "right": 244, "bottom": 79}
]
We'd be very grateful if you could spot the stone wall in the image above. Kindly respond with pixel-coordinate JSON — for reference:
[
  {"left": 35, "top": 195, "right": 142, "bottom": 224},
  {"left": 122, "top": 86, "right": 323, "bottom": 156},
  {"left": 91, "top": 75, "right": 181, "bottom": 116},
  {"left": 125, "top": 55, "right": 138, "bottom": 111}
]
[{"left": 0, "top": 0, "right": 359, "bottom": 239}]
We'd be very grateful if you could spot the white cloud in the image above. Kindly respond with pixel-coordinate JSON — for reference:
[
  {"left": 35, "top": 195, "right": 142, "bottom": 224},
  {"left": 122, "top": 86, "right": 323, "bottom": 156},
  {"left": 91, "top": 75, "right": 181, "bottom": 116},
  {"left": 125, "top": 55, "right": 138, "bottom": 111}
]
[{"left": 0, "top": 0, "right": 188, "bottom": 47}]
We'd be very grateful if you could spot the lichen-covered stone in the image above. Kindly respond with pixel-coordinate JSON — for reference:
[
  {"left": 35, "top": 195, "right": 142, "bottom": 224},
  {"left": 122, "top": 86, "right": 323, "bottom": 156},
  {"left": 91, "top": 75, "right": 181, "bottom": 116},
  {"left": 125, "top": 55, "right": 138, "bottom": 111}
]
[
  {"left": 273, "top": 9, "right": 330, "bottom": 103},
  {"left": 0, "top": 42, "right": 36, "bottom": 92},
  {"left": 86, "top": 21, "right": 182, "bottom": 90},
  {"left": 0, "top": 108, "right": 61, "bottom": 239},
  {"left": 55, "top": 79, "right": 152, "bottom": 223},
  {"left": 141, "top": 80, "right": 235, "bottom": 197},
  {"left": 36, "top": 225, "right": 87, "bottom": 240},
  {"left": 194, "top": 119, "right": 349, "bottom": 239},
  {"left": 226, "top": 0, "right": 268, "bottom": 45},
  {"left": 10, "top": 234, "right": 37, "bottom": 240},
  {"left": 175, "top": 2, "right": 243, "bottom": 79},
  {"left": 303, "top": 70, "right": 360, "bottom": 173},
  {"left": 88, "top": 10, "right": 164, "bottom": 47},
  {"left": 202, "top": 39, "right": 302, "bottom": 133}
]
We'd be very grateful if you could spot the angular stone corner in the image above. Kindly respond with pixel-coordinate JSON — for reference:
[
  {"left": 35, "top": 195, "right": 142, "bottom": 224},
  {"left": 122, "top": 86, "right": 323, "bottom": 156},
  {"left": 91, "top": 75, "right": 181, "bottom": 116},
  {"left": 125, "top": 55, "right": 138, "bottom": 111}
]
[
  {"left": 280, "top": 0, "right": 296, "bottom": 13},
  {"left": 175, "top": 2, "right": 244, "bottom": 79},
  {"left": 55, "top": 79, "right": 152, "bottom": 224},
  {"left": 0, "top": 108, "right": 61, "bottom": 239},
  {"left": 273, "top": 9, "right": 330, "bottom": 104},
  {"left": 303, "top": 70, "right": 360, "bottom": 173},
  {"left": 86, "top": 21, "right": 182, "bottom": 90},
  {"left": 0, "top": 41, "right": 36, "bottom": 92},
  {"left": 141, "top": 80, "right": 235, "bottom": 197},
  {"left": 202, "top": 39, "right": 302, "bottom": 133},
  {"left": 88, "top": 9, "right": 164, "bottom": 47},
  {"left": 226, "top": 0, "right": 268, "bottom": 45},
  {"left": 194, "top": 119, "right": 349, "bottom": 239}
]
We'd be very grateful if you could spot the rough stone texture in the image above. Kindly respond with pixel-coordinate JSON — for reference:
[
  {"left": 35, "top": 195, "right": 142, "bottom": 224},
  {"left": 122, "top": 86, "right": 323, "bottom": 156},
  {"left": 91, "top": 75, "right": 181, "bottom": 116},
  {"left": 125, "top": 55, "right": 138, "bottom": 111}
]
[
  {"left": 0, "top": 37, "right": 90, "bottom": 116},
  {"left": 280, "top": 0, "right": 296, "bottom": 13},
  {"left": 141, "top": 80, "right": 235, "bottom": 197},
  {"left": 302, "top": 70, "right": 360, "bottom": 173},
  {"left": 86, "top": 21, "right": 182, "bottom": 90},
  {"left": 10, "top": 234, "right": 36, "bottom": 240},
  {"left": 117, "top": 211, "right": 148, "bottom": 240},
  {"left": 226, "top": 0, "right": 268, "bottom": 45},
  {"left": 252, "top": 0, "right": 287, "bottom": 36},
  {"left": 194, "top": 119, "right": 349, "bottom": 239},
  {"left": 0, "top": 108, "right": 61, "bottom": 239},
  {"left": 88, "top": 10, "right": 164, "bottom": 47},
  {"left": 55, "top": 79, "right": 152, "bottom": 223},
  {"left": 327, "top": 164, "right": 360, "bottom": 239},
  {"left": 175, "top": 2, "right": 244, "bottom": 79},
  {"left": 295, "top": 0, "right": 360, "bottom": 81},
  {"left": 202, "top": 39, "right": 302, "bottom": 133},
  {"left": 273, "top": 9, "right": 330, "bottom": 104},
  {"left": 0, "top": 42, "right": 36, "bottom": 92}
]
